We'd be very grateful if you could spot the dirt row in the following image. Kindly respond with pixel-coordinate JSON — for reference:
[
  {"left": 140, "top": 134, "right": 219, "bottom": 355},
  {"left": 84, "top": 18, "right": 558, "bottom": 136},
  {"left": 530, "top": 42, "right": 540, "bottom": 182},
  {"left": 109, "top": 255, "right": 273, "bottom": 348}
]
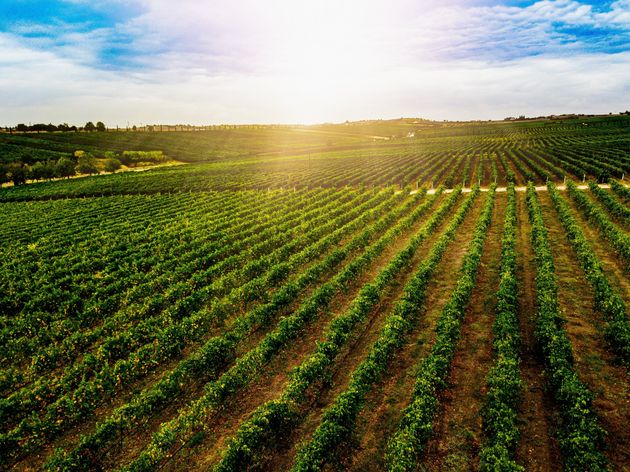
[
  {"left": 165, "top": 192, "right": 485, "bottom": 471},
  {"left": 15, "top": 186, "right": 628, "bottom": 471}
]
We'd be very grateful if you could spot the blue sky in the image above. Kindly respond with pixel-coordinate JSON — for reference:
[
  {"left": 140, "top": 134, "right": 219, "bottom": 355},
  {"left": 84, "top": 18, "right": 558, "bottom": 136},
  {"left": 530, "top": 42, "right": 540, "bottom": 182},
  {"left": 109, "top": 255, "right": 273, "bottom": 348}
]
[{"left": 0, "top": 0, "right": 628, "bottom": 124}]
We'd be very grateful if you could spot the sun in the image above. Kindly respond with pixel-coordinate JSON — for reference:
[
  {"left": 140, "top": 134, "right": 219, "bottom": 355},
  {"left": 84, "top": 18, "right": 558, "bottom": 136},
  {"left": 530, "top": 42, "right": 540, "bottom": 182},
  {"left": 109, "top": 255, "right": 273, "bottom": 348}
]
[{"left": 256, "top": 0, "right": 389, "bottom": 122}]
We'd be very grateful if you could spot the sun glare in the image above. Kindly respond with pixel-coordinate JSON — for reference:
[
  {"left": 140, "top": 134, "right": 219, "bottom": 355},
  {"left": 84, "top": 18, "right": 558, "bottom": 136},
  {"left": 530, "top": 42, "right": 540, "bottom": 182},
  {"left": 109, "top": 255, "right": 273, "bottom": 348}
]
[{"left": 257, "top": 0, "right": 390, "bottom": 122}]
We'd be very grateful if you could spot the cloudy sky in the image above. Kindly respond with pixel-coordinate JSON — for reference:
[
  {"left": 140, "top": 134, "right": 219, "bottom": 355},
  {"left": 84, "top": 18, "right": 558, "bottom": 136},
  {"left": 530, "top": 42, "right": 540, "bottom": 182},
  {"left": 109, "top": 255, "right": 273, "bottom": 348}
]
[{"left": 1, "top": 0, "right": 629, "bottom": 125}]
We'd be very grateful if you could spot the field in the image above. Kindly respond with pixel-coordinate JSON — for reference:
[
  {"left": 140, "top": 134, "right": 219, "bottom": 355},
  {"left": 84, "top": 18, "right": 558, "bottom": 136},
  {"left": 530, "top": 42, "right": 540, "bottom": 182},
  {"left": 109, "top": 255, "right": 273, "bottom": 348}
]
[{"left": 0, "top": 117, "right": 629, "bottom": 472}]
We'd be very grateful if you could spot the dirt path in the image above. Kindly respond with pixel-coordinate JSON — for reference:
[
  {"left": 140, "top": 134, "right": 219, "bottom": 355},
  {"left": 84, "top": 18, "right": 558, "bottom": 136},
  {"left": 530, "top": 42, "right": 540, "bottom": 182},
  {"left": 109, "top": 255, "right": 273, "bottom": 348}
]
[
  {"left": 47, "top": 194, "right": 408, "bottom": 471},
  {"left": 162, "top": 193, "right": 460, "bottom": 470},
  {"left": 559, "top": 189, "right": 629, "bottom": 297},
  {"left": 502, "top": 151, "right": 527, "bottom": 186},
  {"left": 334, "top": 195, "right": 489, "bottom": 471},
  {"left": 403, "top": 184, "right": 617, "bottom": 196},
  {"left": 537, "top": 192, "right": 630, "bottom": 470},
  {"left": 419, "top": 192, "right": 506, "bottom": 471},
  {"left": 259, "top": 194, "right": 486, "bottom": 472},
  {"left": 513, "top": 191, "right": 563, "bottom": 471}
]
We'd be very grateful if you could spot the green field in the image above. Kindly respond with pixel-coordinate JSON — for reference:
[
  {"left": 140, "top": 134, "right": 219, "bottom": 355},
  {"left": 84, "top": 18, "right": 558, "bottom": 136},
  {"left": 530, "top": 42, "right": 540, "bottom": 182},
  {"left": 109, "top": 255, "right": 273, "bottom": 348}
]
[
  {"left": 1, "top": 117, "right": 629, "bottom": 202},
  {"left": 1, "top": 117, "right": 629, "bottom": 471}
]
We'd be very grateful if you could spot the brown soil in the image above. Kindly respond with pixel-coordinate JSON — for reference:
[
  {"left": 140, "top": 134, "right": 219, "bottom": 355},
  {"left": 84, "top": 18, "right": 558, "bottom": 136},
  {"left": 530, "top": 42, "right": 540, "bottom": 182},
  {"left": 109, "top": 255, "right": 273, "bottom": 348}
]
[
  {"left": 561, "top": 188, "right": 629, "bottom": 297},
  {"left": 538, "top": 191, "right": 630, "bottom": 470},
  {"left": 513, "top": 191, "right": 563, "bottom": 471},
  {"left": 481, "top": 156, "right": 493, "bottom": 187},
  {"left": 468, "top": 154, "right": 481, "bottom": 186},
  {"left": 160, "top": 193, "right": 457, "bottom": 470},
  {"left": 502, "top": 152, "right": 527, "bottom": 187},
  {"left": 419, "top": 191, "right": 505, "bottom": 471},
  {"left": 305, "top": 192, "right": 488, "bottom": 472}
]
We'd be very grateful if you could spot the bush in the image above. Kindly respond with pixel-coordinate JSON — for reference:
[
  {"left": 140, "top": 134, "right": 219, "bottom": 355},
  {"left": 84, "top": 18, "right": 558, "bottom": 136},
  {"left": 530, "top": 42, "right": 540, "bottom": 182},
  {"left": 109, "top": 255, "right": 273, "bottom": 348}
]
[
  {"left": 104, "top": 158, "right": 122, "bottom": 173},
  {"left": 29, "top": 161, "right": 55, "bottom": 181},
  {"left": 121, "top": 150, "right": 166, "bottom": 166},
  {"left": 8, "top": 164, "right": 27, "bottom": 185},
  {"left": 55, "top": 157, "right": 76, "bottom": 178},
  {"left": 76, "top": 155, "right": 99, "bottom": 175}
]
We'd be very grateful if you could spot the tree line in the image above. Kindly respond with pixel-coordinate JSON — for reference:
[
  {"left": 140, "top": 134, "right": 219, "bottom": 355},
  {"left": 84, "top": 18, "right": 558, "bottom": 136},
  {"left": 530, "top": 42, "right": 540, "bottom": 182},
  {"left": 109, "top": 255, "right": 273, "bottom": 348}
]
[
  {"left": 0, "top": 150, "right": 168, "bottom": 186},
  {"left": 0, "top": 153, "right": 121, "bottom": 186},
  {"left": 6, "top": 122, "right": 107, "bottom": 133}
]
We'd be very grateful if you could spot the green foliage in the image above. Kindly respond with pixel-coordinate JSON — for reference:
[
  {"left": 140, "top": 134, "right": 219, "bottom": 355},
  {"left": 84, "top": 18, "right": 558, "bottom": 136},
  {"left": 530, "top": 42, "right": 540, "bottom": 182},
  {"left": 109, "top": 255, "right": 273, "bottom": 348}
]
[
  {"left": 7, "top": 163, "right": 27, "bottom": 185},
  {"left": 55, "top": 157, "right": 76, "bottom": 178},
  {"left": 505, "top": 150, "right": 535, "bottom": 182},
  {"left": 385, "top": 185, "right": 495, "bottom": 471},
  {"left": 0, "top": 115, "right": 628, "bottom": 198},
  {"left": 41, "top": 190, "right": 423, "bottom": 471},
  {"left": 1, "top": 116, "right": 628, "bottom": 470},
  {"left": 291, "top": 187, "right": 490, "bottom": 472},
  {"left": 525, "top": 183, "right": 608, "bottom": 471},
  {"left": 609, "top": 179, "right": 630, "bottom": 203},
  {"left": 103, "top": 158, "right": 122, "bottom": 173},
  {"left": 4, "top": 189, "right": 389, "bottom": 467},
  {"left": 479, "top": 183, "right": 524, "bottom": 471},
  {"left": 547, "top": 182, "right": 629, "bottom": 364},
  {"left": 29, "top": 160, "right": 55, "bottom": 180},
  {"left": 126, "top": 189, "right": 453, "bottom": 472},
  {"left": 566, "top": 179, "right": 630, "bottom": 265},
  {"left": 121, "top": 150, "right": 166, "bottom": 165},
  {"left": 588, "top": 180, "right": 630, "bottom": 223},
  {"left": 76, "top": 154, "right": 99, "bottom": 175}
]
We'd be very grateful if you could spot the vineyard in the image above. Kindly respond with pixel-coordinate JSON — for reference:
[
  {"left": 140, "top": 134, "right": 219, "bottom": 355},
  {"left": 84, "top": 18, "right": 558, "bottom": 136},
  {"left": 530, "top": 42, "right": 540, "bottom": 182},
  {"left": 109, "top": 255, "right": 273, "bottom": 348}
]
[
  {"left": 1, "top": 116, "right": 629, "bottom": 202},
  {"left": 0, "top": 117, "right": 629, "bottom": 472}
]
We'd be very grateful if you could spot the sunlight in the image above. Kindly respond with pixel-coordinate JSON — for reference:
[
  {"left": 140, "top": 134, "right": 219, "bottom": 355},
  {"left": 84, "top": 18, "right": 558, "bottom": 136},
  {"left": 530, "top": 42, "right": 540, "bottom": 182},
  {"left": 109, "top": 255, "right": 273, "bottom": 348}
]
[{"left": 256, "top": 0, "right": 392, "bottom": 122}]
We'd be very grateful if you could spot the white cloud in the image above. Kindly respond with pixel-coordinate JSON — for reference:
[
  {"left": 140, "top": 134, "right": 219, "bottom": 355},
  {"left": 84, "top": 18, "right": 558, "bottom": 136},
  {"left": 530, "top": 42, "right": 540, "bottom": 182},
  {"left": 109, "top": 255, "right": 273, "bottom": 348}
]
[{"left": 0, "top": 0, "right": 628, "bottom": 124}]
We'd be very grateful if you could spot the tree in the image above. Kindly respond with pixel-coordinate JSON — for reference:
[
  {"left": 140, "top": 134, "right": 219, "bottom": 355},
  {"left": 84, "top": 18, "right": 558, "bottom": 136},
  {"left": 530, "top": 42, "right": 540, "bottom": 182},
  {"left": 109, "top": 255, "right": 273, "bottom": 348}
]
[
  {"left": 104, "top": 157, "right": 122, "bottom": 173},
  {"left": 96, "top": 121, "right": 106, "bottom": 132},
  {"left": 8, "top": 164, "right": 28, "bottom": 185},
  {"left": 76, "top": 154, "right": 99, "bottom": 174},
  {"left": 0, "top": 164, "right": 8, "bottom": 184},
  {"left": 29, "top": 161, "right": 55, "bottom": 180},
  {"left": 55, "top": 157, "right": 76, "bottom": 178},
  {"left": 84, "top": 121, "right": 96, "bottom": 132},
  {"left": 16, "top": 123, "right": 28, "bottom": 132}
]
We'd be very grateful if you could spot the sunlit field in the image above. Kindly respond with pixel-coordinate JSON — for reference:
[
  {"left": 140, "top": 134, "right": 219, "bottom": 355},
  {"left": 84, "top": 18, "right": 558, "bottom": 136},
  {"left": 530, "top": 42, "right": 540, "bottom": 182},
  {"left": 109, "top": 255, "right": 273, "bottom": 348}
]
[
  {"left": 1, "top": 116, "right": 629, "bottom": 471},
  {"left": 2, "top": 0, "right": 630, "bottom": 470}
]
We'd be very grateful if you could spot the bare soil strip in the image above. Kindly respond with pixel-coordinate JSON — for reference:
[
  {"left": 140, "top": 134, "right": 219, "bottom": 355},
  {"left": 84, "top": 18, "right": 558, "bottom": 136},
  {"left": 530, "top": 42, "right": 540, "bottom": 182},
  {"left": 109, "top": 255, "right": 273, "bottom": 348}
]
[
  {"left": 162, "top": 193, "right": 464, "bottom": 470},
  {"left": 419, "top": 192, "right": 507, "bottom": 471},
  {"left": 557, "top": 189, "right": 629, "bottom": 298},
  {"left": 538, "top": 192, "right": 630, "bottom": 470},
  {"left": 333, "top": 197, "right": 489, "bottom": 471},
  {"left": 513, "top": 191, "right": 563, "bottom": 471}
]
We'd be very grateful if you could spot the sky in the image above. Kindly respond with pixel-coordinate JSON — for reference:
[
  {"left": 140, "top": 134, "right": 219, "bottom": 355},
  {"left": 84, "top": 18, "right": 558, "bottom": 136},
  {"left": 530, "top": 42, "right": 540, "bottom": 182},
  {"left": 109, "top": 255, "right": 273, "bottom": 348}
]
[{"left": 0, "top": 0, "right": 629, "bottom": 125}]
